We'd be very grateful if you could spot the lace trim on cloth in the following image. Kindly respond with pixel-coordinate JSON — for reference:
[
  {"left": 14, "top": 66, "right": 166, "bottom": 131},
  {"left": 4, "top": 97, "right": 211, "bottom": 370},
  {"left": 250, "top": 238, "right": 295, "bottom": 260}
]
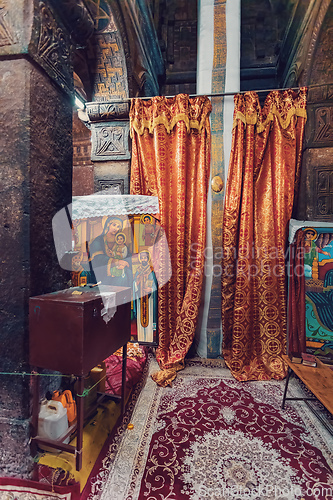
[
  {"left": 130, "top": 94, "right": 212, "bottom": 136},
  {"left": 232, "top": 87, "right": 307, "bottom": 132},
  {"left": 71, "top": 194, "right": 159, "bottom": 219}
]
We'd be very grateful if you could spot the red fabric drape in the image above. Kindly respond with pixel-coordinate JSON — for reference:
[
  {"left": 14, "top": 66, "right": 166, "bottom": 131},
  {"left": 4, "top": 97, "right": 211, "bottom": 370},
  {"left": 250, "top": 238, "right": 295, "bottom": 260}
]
[
  {"left": 222, "top": 89, "right": 307, "bottom": 381},
  {"left": 287, "top": 228, "right": 306, "bottom": 355},
  {"left": 130, "top": 94, "right": 212, "bottom": 386}
]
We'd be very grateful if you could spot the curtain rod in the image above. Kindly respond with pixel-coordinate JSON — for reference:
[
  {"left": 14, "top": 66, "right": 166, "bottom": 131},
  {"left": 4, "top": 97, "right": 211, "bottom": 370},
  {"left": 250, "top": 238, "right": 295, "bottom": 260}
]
[
  {"left": 132, "top": 85, "right": 300, "bottom": 100},
  {"left": 106, "top": 81, "right": 330, "bottom": 102}
]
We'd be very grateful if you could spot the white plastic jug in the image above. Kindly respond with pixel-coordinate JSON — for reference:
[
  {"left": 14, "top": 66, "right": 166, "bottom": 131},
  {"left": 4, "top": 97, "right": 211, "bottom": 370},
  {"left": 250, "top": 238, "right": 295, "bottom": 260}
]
[{"left": 38, "top": 399, "right": 70, "bottom": 451}]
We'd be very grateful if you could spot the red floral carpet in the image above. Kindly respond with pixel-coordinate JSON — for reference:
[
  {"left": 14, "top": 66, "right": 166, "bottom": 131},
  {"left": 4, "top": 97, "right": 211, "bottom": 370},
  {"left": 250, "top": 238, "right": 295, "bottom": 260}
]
[{"left": 84, "top": 359, "right": 333, "bottom": 500}]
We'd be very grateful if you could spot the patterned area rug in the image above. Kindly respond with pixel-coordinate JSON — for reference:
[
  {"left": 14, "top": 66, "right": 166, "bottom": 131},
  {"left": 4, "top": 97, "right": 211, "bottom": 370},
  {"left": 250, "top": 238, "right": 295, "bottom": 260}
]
[
  {"left": 85, "top": 359, "right": 333, "bottom": 500},
  {"left": 0, "top": 477, "right": 80, "bottom": 499}
]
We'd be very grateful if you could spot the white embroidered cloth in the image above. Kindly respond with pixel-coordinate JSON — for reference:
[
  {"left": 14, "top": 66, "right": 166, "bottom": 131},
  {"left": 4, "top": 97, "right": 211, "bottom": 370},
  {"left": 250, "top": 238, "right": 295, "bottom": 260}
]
[
  {"left": 100, "top": 291, "right": 117, "bottom": 324},
  {"left": 71, "top": 194, "right": 159, "bottom": 220}
]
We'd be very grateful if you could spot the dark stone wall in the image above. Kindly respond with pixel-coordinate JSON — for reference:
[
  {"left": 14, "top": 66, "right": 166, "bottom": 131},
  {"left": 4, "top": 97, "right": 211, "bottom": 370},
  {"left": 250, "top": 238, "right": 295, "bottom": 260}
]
[
  {"left": 293, "top": 2, "right": 333, "bottom": 221},
  {"left": 0, "top": 57, "right": 72, "bottom": 477},
  {"left": 29, "top": 66, "right": 73, "bottom": 298},
  {"left": 0, "top": 58, "right": 33, "bottom": 422}
]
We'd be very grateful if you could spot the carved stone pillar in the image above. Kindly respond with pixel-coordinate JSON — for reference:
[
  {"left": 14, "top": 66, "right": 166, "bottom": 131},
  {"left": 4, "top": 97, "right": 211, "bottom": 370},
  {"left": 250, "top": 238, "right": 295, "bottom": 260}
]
[
  {"left": 84, "top": 101, "right": 131, "bottom": 193},
  {"left": 0, "top": 0, "right": 93, "bottom": 476},
  {"left": 72, "top": 0, "right": 165, "bottom": 196}
]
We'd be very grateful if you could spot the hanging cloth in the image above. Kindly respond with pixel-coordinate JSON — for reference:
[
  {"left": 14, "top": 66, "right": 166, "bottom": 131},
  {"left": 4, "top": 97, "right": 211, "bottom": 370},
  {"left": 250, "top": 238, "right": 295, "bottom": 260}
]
[
  {"left": 287, "top": 228, "right": 306, "bottom": 356},
  {"left": 222, "top": 88, "right": 307, "bottom": 381},
  {"left": 130, "top": 94, "right": 212, "bottom": 386}
]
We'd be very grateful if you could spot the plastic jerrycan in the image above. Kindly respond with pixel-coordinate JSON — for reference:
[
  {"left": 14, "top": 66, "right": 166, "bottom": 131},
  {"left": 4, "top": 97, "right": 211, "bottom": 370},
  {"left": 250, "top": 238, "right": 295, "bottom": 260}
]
[
  {"left": 38, "top": 400, "right": 69, "bottom": 451},
  {"left": 52, "top": 390, "right": 77, "bottom": 426}
]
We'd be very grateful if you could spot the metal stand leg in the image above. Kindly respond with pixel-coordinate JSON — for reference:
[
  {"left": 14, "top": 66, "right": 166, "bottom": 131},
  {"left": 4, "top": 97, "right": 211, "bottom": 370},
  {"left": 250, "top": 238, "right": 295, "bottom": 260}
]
[
  {"left": 76, "top": 376, "right": 84, "bottom": 471},
  {"left": 282, "top": 367, "right": 292, "bottom": 409},
  {"left": 30, "top": 369, "right": 40, "bottom": 458},
  {"left": 121, "top": 343, "right": 127, "bottom": 416}
]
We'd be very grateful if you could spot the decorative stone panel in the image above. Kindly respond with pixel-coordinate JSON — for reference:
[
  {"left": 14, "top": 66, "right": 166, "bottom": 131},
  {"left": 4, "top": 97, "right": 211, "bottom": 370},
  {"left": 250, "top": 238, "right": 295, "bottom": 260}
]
[
  {"left": 94, "top": 161, "right": 130, "bottom": 195},
  {"left": 0, "top": 0, "right": 29, "bottom": 55},
  {"left": 86, "top": 101, "right": 130, "bottom": 121},
  {"left": 314, "top": 166, "right": 333, "bottom": 220},
  {"left": 30, "top": 1, "right": 73, "bottom": 94},
  {"left": 296, "top": 148, "right": 333, "bottom": 222},
  {"left": 91, "top": 121, "right": 130, "bottom": 161},
  {"left": 96, "top": 178, "right": 124, "bottom": 194},
  {"left": 0, "top": 2, "right": 19, "bottom": 47},
  {"left": 26, "top": 0, "right": 93, "bottom": 96},
  {"left": 305, "top": 84, "right": 333, "bottom": 149}
]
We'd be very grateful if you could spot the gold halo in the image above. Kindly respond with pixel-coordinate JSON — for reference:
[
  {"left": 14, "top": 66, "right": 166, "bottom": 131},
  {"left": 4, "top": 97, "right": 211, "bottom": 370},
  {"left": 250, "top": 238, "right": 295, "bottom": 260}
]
[
  {"left": 139, "top": 250, "right": 151, "bottom": 262},
  {"left": 115, "top": 232, "right": 126, "bottom": 243},
  {"left": 140, "top": 214, "right": 152, "bottom": 224},
  {"left": 304, "top": 227, "right": 317, "bottom": 240}
]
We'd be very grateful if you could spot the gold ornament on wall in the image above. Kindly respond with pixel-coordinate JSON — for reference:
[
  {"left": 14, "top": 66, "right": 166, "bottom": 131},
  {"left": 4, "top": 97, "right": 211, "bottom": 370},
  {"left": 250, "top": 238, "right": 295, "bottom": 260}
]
[{"left": 211, "top": 175, "right": 224, "bottom": 193}]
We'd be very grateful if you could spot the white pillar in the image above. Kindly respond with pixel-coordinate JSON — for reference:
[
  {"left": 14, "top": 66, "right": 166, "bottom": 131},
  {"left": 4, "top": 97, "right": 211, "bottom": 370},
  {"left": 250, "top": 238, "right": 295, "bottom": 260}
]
[
  {"left": 224, "top": 0, "right": 241, "bottom": 187},
  {"left": 195, "top": 0, "right": 240, "bottom": 357}
]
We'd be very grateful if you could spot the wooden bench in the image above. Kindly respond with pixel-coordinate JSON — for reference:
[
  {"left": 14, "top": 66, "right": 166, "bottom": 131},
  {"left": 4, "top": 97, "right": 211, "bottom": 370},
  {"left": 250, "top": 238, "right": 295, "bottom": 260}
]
[{"left": 281, "top": 354, "right": 333, "bottom": 434}]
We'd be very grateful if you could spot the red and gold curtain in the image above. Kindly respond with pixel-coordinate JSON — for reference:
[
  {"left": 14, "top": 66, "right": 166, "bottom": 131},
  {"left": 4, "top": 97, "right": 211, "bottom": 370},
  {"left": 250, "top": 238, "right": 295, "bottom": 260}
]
[
  {"left": 287, "top": 228, "right": 306, "bottom": 356},
  {"left": 222, "top": 89, "right": 307, "bottom": 381},
  {"left": 130, "top": 94, "right": 212, "bottom": 386}
]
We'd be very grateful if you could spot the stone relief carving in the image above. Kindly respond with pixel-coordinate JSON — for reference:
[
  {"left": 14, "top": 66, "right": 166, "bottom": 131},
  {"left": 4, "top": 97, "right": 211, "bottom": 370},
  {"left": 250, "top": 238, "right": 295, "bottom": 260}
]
[
  {"left": 49, "top": 0, "right": 94, "bottom": 45},
  {"left": 96, "top": 179, "right": 124, "bottom": 194},
  {"left": 313, "top": 106, "right": 333, "bottom": 145},
  {"left": 308, "top": 84, "right": 333, "bottom": 104},
  {"left": 0, "top": 2, "right": 16, "bottom": 47},
  {"left": 37, "top": 2, "right": 72, "bottom": 92},
  {"left": 91, "top": 122, "right": 130, "bottom": 161},
  {"left": 304, "top": 85, "right": 333, "bottom": 148},
  {"left": 303, "top": 0, "right": 331, "bottom": 85},
  {"left": 314, "top": 166, "right": 333, "bottom": 219},
  {"left": 86, "top": 101, "right": 129, "bottom": 121},
  {"left": 308, "top": 5, "right": 333, "bottom": 85}
]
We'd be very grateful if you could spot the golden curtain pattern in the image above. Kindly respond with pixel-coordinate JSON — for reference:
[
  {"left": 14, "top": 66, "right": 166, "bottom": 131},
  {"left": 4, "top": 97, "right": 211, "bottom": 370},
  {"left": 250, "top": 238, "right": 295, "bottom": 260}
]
[
  {"left": 130, "top": 94, "right": 212, "bottom": 386},
  {"left": 222, "top": 89, "right": 307, "bottom": 381}
]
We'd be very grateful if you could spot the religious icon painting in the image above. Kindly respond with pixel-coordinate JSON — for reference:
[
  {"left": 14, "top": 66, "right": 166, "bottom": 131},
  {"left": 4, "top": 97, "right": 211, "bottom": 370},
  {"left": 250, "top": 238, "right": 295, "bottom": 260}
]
[
  {"left": 303, "top": 226, "right": 333, "bottom": 363},
  {"left": 72, "top": 215, "right": 134, "bottom": 288},
  {"left": 130, "top": 214, "right": 159, "bottom": 346},
  {"left": 52, "top": 194, "right": 164, "bottom": 348},
  {"left": 131, "top": 248, "right": 158, "bottom": 345},
  {"left": 72, "top": 213, "right": 159, "bottom": 346}
]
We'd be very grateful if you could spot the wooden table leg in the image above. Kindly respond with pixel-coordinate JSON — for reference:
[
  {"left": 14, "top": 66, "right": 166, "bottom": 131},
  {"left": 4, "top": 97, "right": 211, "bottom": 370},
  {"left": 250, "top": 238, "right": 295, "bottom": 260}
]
[
  {"left": 121, "top": 343, "right": 127, "bottom": 416},
  {"left": 76, "top": 376, "right": 84, "bottom": 471}
]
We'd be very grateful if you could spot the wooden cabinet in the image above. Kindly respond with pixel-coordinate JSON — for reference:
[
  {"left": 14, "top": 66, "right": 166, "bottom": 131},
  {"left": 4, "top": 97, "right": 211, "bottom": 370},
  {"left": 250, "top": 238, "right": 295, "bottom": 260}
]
[{"left": 29, "top": 285, "right": 131, "bottom": 470}]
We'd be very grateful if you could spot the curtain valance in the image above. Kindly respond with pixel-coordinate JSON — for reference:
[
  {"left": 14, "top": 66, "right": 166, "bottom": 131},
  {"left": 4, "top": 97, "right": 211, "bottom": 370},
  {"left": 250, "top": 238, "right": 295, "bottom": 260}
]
[
  {"left": 233, "top": 88, "right": 307, "bottom": 132},
  {"left": 130, "top": 94, "right": 212, "bottom": 136}
]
